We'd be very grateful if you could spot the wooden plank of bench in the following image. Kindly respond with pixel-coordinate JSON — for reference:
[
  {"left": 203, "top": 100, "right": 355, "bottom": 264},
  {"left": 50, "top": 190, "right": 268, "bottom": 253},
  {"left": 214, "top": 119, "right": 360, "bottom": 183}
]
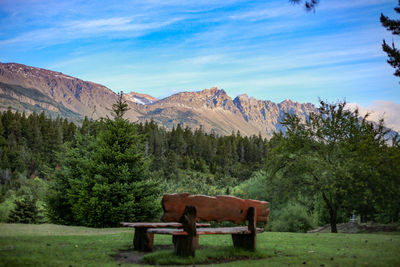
[
  {"left": 148, "top": 227, "right": 264, "bottom": 235},
  {"left": 121, "top": 221, "right": 209, "bottom": 252},
  {"left": 121, "top": 222, "right": 210, "bottom": 228},
  {"left": 162, "top": 194, "right": 269, "bottom": 223},
  {"left": 121, "top": 222, "right": 182, "bottom": 227}
]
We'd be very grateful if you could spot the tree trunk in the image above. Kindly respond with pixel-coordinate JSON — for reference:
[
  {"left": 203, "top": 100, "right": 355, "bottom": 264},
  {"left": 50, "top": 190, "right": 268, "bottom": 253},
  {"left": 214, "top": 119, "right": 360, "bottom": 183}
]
[
  {"left": 329, "top": 206, "right": 338, "bottom": 233},
  {"left": 322, "top": 193, "right": 338, "bottom": 233}
]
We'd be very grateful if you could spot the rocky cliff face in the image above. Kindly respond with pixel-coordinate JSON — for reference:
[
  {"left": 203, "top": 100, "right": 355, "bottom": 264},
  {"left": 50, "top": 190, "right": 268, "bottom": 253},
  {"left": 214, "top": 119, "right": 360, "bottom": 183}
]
[
  {"left": 136, "top": 87, "right": 315, "bottom": 137},
  {"left": 233, "top": 95, "right": 315, "bottom": 135},
  {"left": 0, "top": 62, "right": 316, "bottom": 138}
]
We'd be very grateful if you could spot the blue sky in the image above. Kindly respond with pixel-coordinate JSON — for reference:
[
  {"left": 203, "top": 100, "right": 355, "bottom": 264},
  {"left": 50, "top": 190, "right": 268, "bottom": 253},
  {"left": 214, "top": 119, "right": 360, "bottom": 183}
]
[{"left": 0, "top": 0, "right": 399, "bottom": 118}]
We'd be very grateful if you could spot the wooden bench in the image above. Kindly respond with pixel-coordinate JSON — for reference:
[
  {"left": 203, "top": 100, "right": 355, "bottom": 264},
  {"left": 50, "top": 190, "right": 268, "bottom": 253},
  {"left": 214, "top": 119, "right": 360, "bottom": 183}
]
[
  {"left": 122, "top": 193, "right": 269, "bottom": 256},
  {"left": 159, "top": 193, "right": 268, "bottom": 256}
]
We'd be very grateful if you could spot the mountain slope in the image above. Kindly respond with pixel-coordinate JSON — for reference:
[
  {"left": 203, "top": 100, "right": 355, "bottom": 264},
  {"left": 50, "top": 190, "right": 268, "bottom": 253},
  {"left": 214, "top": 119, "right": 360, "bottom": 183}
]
[
  {"left": 0, "top": 62, "right": 142, "bottom": 120},
  {"left": 0, "top": 81, "right": 82, "bottom": 120},
  {"left": 0, "top": 62, "right": 316, "bottom": 138},
  {"left": 137, "top": 86, "right": 315, "bottom": 137}
]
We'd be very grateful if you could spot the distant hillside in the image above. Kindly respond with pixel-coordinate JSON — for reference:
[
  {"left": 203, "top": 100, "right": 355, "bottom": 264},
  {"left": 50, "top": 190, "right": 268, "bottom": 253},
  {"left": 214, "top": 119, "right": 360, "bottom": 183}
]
[
  {"left": 0, "top": 82, "right": 82, "bottom": 120},
  {"left": 0, "top": 62, "right": 142, "bottom": 121},
  {"left": 137, "top": 87, "right": 316, "bottom": 137},
  {"left": 0, "top": 62, "right": 316, "bottom": 138}
]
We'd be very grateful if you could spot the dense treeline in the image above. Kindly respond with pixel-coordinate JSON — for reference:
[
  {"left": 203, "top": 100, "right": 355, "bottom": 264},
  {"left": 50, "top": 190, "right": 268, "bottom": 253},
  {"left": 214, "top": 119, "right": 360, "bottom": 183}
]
[
  {"left": 136, "top": 121, "right": 267, "bottom": 182},
  {"left": 0, "top": 106, "right": 268, "bottom": 225},
  {"left": 0, "top": 99, "right": 399, "bottom": 232},
  {"left": 0, "top": 108, "right": 76, "bottom": 181}
]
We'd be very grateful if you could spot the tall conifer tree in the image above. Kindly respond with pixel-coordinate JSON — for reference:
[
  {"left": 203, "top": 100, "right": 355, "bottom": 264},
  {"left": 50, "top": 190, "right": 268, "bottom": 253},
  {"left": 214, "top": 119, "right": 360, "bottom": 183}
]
[{"left": 381, "top": 1, "right": 400, "bottom": 78}]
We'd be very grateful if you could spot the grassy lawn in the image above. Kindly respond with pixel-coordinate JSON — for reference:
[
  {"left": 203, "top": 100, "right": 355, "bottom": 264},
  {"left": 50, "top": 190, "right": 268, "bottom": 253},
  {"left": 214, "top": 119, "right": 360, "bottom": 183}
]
[{"left": 0, "top": 223, "right": 399, "bottom": 266}]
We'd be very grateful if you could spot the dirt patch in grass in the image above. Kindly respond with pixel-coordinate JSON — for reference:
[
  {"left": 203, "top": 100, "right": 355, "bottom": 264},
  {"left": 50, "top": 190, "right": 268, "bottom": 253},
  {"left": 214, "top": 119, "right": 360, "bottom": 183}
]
[
  {"left": 113, "top": 249, "right": 147, "bottom": 265},
  {"left": 114, "top": 245, "right": 176, "bottom": 265},
  {"left": 113, "top": 245, "right": 266, "bottom": 265}
]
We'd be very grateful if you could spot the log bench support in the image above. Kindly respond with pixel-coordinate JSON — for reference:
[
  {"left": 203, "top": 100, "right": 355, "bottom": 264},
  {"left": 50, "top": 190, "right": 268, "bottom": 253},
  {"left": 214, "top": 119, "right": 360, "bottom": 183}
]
[
  {"left": 231, "top": 207, "right": 256, "bottom": 251},
  {"left": 174, "top": 205, "right": 197, "bottom": 257},
  {"left": 172, "top": 206, "right": 258, "bottom": 256},
  {"left": 133, "top": 227, "right": 154, "bottom": 252}
]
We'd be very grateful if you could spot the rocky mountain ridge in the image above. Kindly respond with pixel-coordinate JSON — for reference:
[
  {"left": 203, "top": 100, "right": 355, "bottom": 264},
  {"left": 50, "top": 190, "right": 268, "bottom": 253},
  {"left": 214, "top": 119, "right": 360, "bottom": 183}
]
[
  {"left": 0, "top": 62, "right": 315, "bottom": 138},
  {"left": 124, "top": 92, "right": 158, "bottom": 105}
]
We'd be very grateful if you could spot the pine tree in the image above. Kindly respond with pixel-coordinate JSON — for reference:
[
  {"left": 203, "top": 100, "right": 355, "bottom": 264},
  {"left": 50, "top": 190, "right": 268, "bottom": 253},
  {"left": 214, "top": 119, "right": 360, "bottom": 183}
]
[
  {"left": 381, "top": 1, "right": 400, "bottom": 78},
  {"left": 112, "top": 91, "right": 130, "bottom": 119},
  {"left": 47, "top": 96, "right": 160, "bottom": 227},
  {"left": 8, "top": 196, "right": 40, "bottom": 223}
]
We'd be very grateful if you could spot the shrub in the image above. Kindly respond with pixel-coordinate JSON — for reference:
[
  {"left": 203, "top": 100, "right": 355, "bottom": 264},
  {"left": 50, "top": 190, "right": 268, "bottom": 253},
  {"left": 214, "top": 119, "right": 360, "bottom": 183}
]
[
  {"left": 0, "top": 193, "right": 17, "bottom": 222},
  {"left": 8, "top": 196, "right": 40, "bottom": 223},
  {"left": 232, "top": 171, "right": 267, "bottom": 200},
  {"left": 268, "top": 203, "right": 314, "bottom": 233}
]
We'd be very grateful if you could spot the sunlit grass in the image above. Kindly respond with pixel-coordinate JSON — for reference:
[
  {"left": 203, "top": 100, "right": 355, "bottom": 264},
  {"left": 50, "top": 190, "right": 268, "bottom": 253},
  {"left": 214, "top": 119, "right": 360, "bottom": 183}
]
[{"left": 0, "top": 223, "right": 399, "bottom": 266}]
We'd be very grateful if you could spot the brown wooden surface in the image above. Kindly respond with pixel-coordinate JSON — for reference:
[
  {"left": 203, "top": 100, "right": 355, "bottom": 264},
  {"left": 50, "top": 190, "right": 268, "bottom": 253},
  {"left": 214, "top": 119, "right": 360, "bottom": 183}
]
[
  {"left": 121, "top": 222, "right": 210, "bottom": 228},
  {"left": 232, "top": 232, "right": 256, "bottom": 251},
  {"left": 161, "top": 193, "right": 269, "bottom": 223},
  {"left": 231, "top": 207, "right": 257, "bottom": 250},
  {"left": 133, "top": 227, "right": 154, "bottom": 252},
  {"left": 175, "top": 205, "right": 197, "bottom": 257},
  {"left": 148, "top": 227, "right": 265, "bottom": 235}
]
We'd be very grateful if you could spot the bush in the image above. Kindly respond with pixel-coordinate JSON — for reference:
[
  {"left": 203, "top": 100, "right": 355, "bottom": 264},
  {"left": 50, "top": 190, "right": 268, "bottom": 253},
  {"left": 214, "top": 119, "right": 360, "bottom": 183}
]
[
  {"left": 0, "top": 192, "right": 17, "bottom": 222},
  {"left": 161, "top": 169, "right": 231, "bottom": 196},
  {"left": 268, "top": 203, "right": 314, "bottom": 233},
  {"left": 232, "top": 171, "right": 267, "bottom": 200},
  {"left": 8, "top": 195, "right": 40, "bottom": 223}
]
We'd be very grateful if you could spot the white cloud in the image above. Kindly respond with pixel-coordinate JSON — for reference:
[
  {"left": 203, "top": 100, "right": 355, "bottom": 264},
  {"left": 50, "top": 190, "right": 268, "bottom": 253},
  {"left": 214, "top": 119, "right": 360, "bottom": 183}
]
[
  {"left": 347, "top": 101, "right": 400, "bottom": 132},
  {"left": 0, "top": 16, "right": 182, "bottom": 47},
  {"left": 66, "top": 17, "right": 134, "bottom": 30},
  {"left": 229, "top": 5, "right": 298, "bottom": 21}
]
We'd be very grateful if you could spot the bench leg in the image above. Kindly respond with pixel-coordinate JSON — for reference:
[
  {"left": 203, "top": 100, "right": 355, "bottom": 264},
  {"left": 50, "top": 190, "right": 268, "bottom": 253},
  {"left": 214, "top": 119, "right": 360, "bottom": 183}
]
[
  {"left": 173, "top": 234, "right": 199, "bottom": 248},
  {"left": 232, "top": 233, "right": 256, "bottom": 251},
  {"left": 133, "top": 227, "right": 154, "bottom": 252},
  {"left": 173, "top": 234, "right": 197, "bottom": 257}
]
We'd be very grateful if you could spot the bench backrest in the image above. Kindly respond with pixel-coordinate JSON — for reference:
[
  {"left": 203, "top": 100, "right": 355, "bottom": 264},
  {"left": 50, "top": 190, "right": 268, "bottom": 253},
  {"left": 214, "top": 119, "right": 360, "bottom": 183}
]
[{"left": 161, "top": 193, "right": 269, "bottom": 224}]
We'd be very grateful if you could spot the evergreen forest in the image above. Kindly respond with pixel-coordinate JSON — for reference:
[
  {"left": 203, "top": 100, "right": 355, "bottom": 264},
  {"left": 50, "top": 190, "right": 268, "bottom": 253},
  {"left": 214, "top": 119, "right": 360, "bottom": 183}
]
[{"left": 0, "top": 98, "right": 399, "bottom": 233}]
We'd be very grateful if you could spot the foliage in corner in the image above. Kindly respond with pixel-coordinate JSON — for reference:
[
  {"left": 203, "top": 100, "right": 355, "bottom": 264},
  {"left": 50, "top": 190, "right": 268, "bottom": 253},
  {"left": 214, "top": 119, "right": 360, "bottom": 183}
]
[
  {"left": 381, "top": 1, "right": 400, "bottom": 78},
  {"left": 265, "top": 100, "right": 400, "bottom": 233},
  {"left": 290, "top": 0, "right": 319, "bottom": 12}
]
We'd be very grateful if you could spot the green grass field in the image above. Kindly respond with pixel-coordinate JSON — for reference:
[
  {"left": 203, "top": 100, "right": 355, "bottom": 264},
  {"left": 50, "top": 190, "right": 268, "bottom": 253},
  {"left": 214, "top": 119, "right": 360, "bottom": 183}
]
[{"left": 0, "top": 223, "right": 399, "bottom": 266}]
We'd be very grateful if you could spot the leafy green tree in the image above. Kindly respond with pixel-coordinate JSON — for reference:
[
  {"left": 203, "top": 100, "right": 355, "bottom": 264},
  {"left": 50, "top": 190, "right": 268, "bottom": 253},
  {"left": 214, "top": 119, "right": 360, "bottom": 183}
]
[
  {"left": 266, "top": 100, "right": 395, "bottom": 233},
  {"left": 381, "top": 1, "right": 400, "bottom": 78}
]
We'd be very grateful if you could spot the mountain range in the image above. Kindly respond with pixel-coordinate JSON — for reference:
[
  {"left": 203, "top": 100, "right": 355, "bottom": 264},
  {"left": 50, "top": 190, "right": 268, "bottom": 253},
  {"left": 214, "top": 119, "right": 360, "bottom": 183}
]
[{"left": 0, "top": 62, "right": 317, "bottom": 138}]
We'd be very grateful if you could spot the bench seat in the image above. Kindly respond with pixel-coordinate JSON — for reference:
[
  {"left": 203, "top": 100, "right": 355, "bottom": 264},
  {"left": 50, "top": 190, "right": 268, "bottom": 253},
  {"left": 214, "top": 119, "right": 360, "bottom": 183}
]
[
  {"left": 148, "top": 226, "right": 265, "bottom": 235},
  {"left": 121, "top": 222, "right": 210, "bottom": 228},
  {"left": 121, "top": 222, "right": 210, "bottom": 252}
]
